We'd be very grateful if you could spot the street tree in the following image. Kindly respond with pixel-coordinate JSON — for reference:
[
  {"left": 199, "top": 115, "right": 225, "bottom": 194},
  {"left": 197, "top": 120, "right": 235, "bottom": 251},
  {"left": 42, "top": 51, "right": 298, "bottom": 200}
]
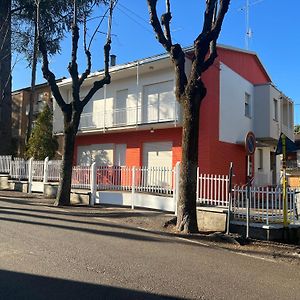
[
  {"left": 0, "top": 0, "right": 12, "bottom": 154},
  {"left": 38, "top": 0, "right": 116, "bottom": 206},
  {"left": 13, "top": 0, "right": 107, "bottom": 143},
  {"left": 147, "top": 0, "right": 230, "bottom": 233},
  {"left": 25, "top": 104, "right": 58, "bottom": 160}
]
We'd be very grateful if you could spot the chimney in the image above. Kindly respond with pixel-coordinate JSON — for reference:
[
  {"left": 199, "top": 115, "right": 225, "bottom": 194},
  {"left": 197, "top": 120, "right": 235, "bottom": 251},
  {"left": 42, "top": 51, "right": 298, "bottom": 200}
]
[{"left": 110, "top": 54, "right": 116, "bottom": 67}]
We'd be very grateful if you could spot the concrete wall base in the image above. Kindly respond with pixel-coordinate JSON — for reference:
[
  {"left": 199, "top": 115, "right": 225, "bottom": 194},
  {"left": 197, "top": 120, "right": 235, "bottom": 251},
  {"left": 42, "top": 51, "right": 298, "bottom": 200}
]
[
  {"left": 9, "top": 181, "right": 28, "bottom": 193},
  {"left": 230, "top": 221, "right": 300, "bottom": 244},
  {"left": 197, "top": 207, "right": 228, "bottom": 233},
  {"left": 0, "top": 174, "right": 10, "bottom": 190},
  {"left": 70, "top": 192, "right": 90, "bottom": 205},
  {"left": 44, "top": 184, "right": 58, "bottom": 198}
]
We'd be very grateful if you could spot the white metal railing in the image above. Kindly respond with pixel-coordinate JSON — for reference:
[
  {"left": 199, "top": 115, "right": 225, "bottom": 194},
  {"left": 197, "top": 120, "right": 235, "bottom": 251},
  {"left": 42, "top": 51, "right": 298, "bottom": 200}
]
[
  {"left": 10, "top": 159, "right": 29, "bottom": 180},
  {"left": 95, "top": 165, "right": 174, "bottom": 195},
  {"left": 71, "top": 166, "right": 91, "bottom": 189},
  {"left": 197, "top": 173, "right": 229, "bottom": 207},
  {"left": 47, "top": 160, "right": 62, "bottom": 181},
  {"left": 134, "top": 166, "right": 173, "bottom": 195},
  {"left": 0, "top": 155, "right": 12, "bottom": 173},
  {"left": 78, "top": 101, "right": 179, "bottom": 131},
  {"left": 232, "top": 186, "right": 297, "bottom": 225},
  {"left": 96, "top": 166, "right": 133, "bottom": 191},
  {"left": 32, "top": 160, "right": 44, "bottom": 181}
]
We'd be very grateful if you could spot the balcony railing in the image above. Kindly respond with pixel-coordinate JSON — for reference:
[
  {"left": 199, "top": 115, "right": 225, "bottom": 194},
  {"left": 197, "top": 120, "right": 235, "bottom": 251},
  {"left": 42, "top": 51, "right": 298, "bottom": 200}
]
[
  {"left": 286, "top": 160, "right": 300, "bottom": 170},
  {"left": 78, "top": 101, "right": 179, "bottom": 131}
]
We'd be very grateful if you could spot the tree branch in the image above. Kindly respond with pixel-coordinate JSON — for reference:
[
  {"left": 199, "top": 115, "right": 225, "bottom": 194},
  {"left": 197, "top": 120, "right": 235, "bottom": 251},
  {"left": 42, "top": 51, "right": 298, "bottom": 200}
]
[
  {"left": 188, "top": 0, "right": 230, "bottom": 93},
  {"left": 79, "top": 13, "right": 92, "bottom": 87},
  {"left": 147, "top": 0, "right": 171, "bottom": 52},
  {"left": 161, "top": 0, "right": 172, "bottom": 45},
  {"left": 68, "top": 23, "right": 80, "bottom": 104},
  {"left": 80, "top": 39, "right": 111, "bottom": 108},
  {"left": 38, "top": 36, "right": 66, "bottom": 111}
]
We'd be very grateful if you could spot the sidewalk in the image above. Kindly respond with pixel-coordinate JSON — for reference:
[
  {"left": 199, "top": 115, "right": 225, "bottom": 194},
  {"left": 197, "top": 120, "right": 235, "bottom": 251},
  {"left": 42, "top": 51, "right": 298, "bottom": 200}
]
[{"left": 0, "top": 190, "right": 300, "bottom": 265}]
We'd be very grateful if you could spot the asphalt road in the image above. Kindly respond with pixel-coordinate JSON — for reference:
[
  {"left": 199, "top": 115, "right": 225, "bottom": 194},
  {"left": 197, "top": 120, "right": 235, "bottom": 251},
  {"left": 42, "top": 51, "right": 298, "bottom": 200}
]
[{"left": 0, "top": 194, "right": 300, "bottom": 300}]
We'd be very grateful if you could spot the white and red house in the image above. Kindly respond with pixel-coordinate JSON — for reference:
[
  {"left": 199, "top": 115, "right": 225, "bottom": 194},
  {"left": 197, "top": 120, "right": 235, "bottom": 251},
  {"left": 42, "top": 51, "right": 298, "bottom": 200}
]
[{"left": 53, "top": 45, "right": 294, "bottom": 186}]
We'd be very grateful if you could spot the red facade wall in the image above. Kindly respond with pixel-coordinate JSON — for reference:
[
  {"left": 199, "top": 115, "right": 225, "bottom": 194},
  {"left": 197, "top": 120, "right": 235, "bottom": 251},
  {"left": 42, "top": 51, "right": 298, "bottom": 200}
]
[
  {"left": 75, "top": 127, "right": 182, "bottom": 168},
  {"left": 217, "top": 47, "right": 271, "bottom": 84},
  {"left": 196, "top": 48, "right": 270, "bottom": 185}
]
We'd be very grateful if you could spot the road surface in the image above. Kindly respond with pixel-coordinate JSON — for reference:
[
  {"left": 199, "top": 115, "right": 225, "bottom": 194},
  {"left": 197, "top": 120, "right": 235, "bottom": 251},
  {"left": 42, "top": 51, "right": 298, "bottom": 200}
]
[{"left": 0, "top": 194, "right": 299, "bottom": 299}]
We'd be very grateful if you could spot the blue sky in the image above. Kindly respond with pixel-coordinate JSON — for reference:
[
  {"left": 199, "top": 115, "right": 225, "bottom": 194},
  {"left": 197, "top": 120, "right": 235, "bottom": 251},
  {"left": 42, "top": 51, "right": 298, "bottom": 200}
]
[{"left": 12, "top": 0, "right": 300, "bottom": 123}]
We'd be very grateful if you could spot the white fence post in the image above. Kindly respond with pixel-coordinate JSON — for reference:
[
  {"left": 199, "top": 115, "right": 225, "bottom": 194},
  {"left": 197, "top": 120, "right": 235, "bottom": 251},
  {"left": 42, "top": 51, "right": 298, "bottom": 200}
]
[
  {"left": 196, "top": 166, "right": 199, "bottom": 204},
  {"left": 90, "top": 162, "right": 97, "bottom": 206},
  {"left": 131, "top": 166, "right": 136, "bottom": 209},
  {"left": 173, "top": 162, "right": 180, "bottom": 216},
  {"left": 43, "top": 157, "right": 49, "bottom": 185},
  {"left": 28, "top": 157, "right": 33, "bottom": 193}
]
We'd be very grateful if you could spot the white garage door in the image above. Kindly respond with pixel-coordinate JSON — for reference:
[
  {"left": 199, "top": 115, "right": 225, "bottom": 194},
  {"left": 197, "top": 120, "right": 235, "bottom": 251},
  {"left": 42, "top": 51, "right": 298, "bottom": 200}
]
[{"left": 143, "top": 142, "right": 172, "bottom": 169}]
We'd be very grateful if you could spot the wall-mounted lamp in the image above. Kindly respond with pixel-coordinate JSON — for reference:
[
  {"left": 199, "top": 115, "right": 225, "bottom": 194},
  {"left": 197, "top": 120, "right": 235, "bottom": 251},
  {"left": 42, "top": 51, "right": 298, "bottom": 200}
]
[{"left": 150, "top": 128, "right": 154, "bottom": 133}]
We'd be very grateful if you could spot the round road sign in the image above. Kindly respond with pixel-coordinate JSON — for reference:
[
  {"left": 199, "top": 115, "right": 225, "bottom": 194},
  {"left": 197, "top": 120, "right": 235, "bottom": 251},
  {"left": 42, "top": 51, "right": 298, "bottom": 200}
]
[{"left": 245, "top": 131, "right": 256, "bottom": 155}]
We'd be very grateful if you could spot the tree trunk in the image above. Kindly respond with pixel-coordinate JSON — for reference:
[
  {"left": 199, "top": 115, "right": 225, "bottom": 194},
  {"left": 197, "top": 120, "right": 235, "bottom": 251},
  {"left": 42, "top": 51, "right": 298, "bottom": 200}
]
[
  {"left": 0, "top": 0, "right": 12, "bottom": 154},
  {"left": 26, "top": 14, "right": 39, "bottom": 143},
  {"left": 55, "top": 111, "right": 81, "bottom": 206},
  {"left": 176, "top": 96, "right": 201, "bottom": 233}
]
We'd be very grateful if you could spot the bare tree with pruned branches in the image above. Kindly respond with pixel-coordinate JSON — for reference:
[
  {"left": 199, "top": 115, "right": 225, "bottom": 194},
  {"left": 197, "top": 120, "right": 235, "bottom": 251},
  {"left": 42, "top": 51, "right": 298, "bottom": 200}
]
[
  {"left": 147, "top": 0, "right": 230, "bottom": 233},
  {"left": 0, "top": 0, "right": 12, "bottom": 155},
  {"left": 38, "top": 0, "right": 116, "bottom": 206}
]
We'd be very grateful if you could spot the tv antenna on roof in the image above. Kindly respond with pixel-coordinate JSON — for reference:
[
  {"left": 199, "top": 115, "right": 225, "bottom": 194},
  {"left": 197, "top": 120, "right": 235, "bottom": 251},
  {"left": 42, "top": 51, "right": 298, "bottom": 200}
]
[{"left": 240, "top": 0, "right": 265, "bottom": 50}]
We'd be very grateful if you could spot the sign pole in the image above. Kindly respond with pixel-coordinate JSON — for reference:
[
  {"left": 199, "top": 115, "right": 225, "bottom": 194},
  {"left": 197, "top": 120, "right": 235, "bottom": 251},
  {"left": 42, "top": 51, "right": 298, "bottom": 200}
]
[
  {"left": 244, "top": 131, "right": 255, "bottom": 240},
  {"left": 226, "top": 162, "right": 233, "bottom": 235},
  {"left": 282, "top": 134, "right": 288, "bottom": 228},
  {"left": 246, "top": 155, "right": 251, "bottom": 239}
]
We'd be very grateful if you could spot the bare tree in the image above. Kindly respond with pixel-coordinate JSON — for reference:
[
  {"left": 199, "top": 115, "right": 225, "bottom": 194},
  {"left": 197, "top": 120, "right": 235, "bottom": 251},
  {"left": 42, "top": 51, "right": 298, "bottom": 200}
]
[
  {"left": 38, "top": 0, "right": 116, "bottom": 206},
  {"left": 147, "top": 0, "right": 230, "bottom": 233},
  {"left": 0, "top": 0, "right": 12, "bottom": 154}
]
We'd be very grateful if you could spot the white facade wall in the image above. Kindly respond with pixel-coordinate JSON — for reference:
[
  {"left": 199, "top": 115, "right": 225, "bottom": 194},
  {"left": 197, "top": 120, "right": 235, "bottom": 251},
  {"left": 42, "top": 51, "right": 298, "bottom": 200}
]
[
  {"left": 53, "top": 65, "right": 178, "bottom": 133},
  {"left": 219, "top": 63, "right": 254, "bottom": 144}
]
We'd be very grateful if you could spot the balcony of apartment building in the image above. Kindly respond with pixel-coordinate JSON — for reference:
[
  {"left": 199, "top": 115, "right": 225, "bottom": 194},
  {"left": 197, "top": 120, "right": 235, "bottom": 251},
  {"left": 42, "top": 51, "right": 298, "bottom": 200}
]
[
  {"left": 53, "top": 54, "right": 183, "bottom": 135},
  {"left": 254, "top": 83, "right": 294, "bottom": 143}
]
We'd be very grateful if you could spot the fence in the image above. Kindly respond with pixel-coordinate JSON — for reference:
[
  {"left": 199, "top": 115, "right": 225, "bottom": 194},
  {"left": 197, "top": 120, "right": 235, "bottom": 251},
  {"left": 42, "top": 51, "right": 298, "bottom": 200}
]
[
  {"left": 197, "top": 173, "right": 229, "bottom": 206},
  {"left": 71, "top": 165, "right": 174, "bottom": 195},
  {"left": 1, "top": 154, "right": 299, "bottom": 224},
  {"left": 10, "top": 159, "right": 29, "bottom": 180},
  {"left": 232, "top": 186, "right": 297, "bottom": 225},
  {"left": 0, "top": 155, "right": 12, "bottom": 173},
  {"left": 72, "top": 166, "right": 91, "bottom": 189}
]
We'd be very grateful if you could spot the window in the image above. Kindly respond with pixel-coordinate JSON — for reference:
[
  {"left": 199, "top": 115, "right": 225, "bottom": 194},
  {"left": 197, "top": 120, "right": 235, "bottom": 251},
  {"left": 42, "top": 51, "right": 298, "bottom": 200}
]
[
  {"left": 258, "top": 149, "right": 263, "bottom": 170},
  {"left": 142, "top": 81, "right": 174, "bottom": 123},
  {"left": 273, "top": 98, "right": 278, "bottom": 121},
  {"left": 244, "top": 92, "right": 251, "bottom": 118}
]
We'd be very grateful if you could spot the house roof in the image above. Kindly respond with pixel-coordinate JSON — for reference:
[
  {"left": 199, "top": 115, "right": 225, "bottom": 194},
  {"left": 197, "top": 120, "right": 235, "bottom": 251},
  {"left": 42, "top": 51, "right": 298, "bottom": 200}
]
[
  {"left": 57, "top": 44, "right": 273, "bottom": 87},
  {"left": 12, "top": 77, "right": 66, "bottom": 94}
]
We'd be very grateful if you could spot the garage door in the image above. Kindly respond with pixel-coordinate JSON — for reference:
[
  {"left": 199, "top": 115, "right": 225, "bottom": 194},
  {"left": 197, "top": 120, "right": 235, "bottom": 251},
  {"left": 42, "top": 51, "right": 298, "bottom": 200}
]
[
  {"left": 143, "top": 142, "right": 172, "bottom": 169},
  {"left": 77, "top": 144, "right": 114, "bottom": 166},
  {"left": 142, "top": 142, "right": 173, "bottom": 187}
]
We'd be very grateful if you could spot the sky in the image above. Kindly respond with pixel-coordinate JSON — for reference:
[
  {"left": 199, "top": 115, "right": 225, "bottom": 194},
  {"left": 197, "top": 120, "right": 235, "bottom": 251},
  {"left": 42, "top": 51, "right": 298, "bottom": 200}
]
[{"left": 12, "top": 0, "right": 300, "bottom": 123}]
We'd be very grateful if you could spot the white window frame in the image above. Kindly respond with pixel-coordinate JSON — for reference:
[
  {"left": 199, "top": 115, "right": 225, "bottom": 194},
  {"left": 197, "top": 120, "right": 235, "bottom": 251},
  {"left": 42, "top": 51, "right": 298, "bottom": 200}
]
[{"left": 244, "top": 92, "right": 251, "bottom": 118}]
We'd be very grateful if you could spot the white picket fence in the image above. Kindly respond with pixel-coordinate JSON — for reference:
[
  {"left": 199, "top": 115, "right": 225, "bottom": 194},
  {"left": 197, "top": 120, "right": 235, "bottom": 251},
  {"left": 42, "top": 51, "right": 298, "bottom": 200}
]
[
  {"left": 0, "top": 155, "right": 12, "bottom": 173},
  {"left": 232, "top": 186, "right": 297, "bottom": 225},
  {"left": 1, "top": 154, "right": 299, "bottom": 224},
  {"left": 71, "top": 165, "right": 174, "bottom": 195},
  {"left": 197, "top": 173, "right": 229, "bottom": 206},
  {"left": 10, "top": 159, "right": 29, "bottom": 180}
]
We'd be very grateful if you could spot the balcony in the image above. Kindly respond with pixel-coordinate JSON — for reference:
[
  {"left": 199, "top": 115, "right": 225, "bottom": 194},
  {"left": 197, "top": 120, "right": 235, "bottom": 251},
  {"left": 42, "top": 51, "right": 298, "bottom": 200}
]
[{"left": 76, "top": 100, "right": 180, "bottom": 132}]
